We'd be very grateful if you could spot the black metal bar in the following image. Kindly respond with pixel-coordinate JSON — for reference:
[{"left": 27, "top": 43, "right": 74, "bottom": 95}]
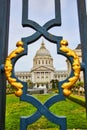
[
  {"left": 55, "top": 0, "right": 61, "bottom": 24},
  {"left": 77, "top": 0, "right": 87, "bottom": 111},
  {"left": 22, "top": 0, "right": 28, "bottom": 26},
  {"left": 0, "top": 0, "right": 10, "bottom": 129}
]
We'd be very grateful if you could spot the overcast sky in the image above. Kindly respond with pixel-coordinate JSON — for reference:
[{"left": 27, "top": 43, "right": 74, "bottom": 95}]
[{"left": 8, "top": 0, "right": 83, "bottom": 71}]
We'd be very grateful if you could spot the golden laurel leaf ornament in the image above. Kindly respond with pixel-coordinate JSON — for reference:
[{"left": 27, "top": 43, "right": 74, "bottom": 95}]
[
  {"left": 4, "top": 41, "right": 24, "bottom": 97},
  {"left": 60, "top": 40, "right": 81, "bottom": 96}
]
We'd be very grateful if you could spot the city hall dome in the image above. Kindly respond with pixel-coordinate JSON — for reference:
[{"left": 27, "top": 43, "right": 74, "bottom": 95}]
[
  {"left": 35, "top": 42, "right": 51, "bottom": 57},
  {"left": 32, "top": 41, "right": 54, "bottom": 69}
]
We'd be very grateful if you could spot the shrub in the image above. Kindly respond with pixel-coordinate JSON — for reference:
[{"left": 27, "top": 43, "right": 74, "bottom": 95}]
[{"left": 68, "top": 94, "right": 86, "bottom": 107}]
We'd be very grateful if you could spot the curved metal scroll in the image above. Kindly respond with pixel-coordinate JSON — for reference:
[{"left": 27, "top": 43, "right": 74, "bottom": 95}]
[
  {"left": 4, "top": 41, "right": 24, "bottom": 97},
  {"left": 60, "top": 40, "right": 81, "bottom": 96},
  {"left": 4, "top": 40, "right": 81, "bottom": 97}
]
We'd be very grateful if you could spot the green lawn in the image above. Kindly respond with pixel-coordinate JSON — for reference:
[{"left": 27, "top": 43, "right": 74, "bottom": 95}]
[{"left": 6, "top": 94, "right": 87, "bottom": 130}]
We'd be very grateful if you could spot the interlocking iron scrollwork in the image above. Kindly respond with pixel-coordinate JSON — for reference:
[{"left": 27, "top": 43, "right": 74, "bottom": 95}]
[{"left": 4, "top": 0, "right": 81, "bottom": 130}]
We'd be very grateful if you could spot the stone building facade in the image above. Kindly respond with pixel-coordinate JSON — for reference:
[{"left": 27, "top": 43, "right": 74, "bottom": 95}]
[{"left": 16, "top": 41, "right": 68, "bottom": 87}]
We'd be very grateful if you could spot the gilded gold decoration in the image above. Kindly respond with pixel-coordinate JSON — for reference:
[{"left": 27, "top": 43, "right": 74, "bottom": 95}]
[
  {"left": 60, "top": 40, "right": 81, "bottom": 96},
  {"left": 4, "top": 41, "right": 24, "bottom": 97}
]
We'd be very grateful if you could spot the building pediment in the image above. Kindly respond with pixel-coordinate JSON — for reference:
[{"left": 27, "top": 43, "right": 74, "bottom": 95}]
[{"left": 31, "top": 65, "right": 55, "bottom": 72}]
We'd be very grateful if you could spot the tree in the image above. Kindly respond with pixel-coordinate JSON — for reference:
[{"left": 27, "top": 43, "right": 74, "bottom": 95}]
[
  {"left": 6, "top": 83, "right": 15, "bottom": 94},
  {"left": 50, "top": 79, "right": 59, "bottom": 89},
  {"left": 73, "top": 81, "right": 84, "bottom": 95},
  {"left": 27, "top": 80, "right": 34, "bottom": 89}
]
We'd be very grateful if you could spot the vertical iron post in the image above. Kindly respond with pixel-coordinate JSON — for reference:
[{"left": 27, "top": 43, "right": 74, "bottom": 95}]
[
  {"left": 77, "top": 0, "right": 87, "bottom": 111},
  {"left": 0, "top": 0, "right": 10, "bottom": 129}
]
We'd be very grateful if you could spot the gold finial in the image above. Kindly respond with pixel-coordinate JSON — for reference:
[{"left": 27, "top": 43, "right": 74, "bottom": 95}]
[
  {"left": 60, "top": 40, "right": 81, "bottom": 96},
  {"left": 41, "top": 39, "right": 45, "bottom": 48},
  {"left": 60, "top": 40, "right": 68, "bottom": 46},
  {"left": 4, "top": 41, "right": 24, "bottom": 97}
]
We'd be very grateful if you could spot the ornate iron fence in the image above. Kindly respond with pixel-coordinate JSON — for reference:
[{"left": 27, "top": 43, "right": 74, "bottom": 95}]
[{"left": 0, "top": 0, "right": 87, "bottom": 130}]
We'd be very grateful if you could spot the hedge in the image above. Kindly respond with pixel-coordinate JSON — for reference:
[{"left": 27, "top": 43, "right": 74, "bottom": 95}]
[{"left": 68, "top": 94, "right": 86, "bottom": 107}]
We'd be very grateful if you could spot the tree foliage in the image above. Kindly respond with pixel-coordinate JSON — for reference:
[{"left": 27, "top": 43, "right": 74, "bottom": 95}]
[
  {"left": 27, "top": 80, "right": 34, "bottom": 89},
  {"left": 50, "top": 79, "right": 59, "bottom": 89}
]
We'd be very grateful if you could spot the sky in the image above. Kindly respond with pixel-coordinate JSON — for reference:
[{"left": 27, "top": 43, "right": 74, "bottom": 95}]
[{"left": 8, "top": 0, "right": 83, "bottom": 72}]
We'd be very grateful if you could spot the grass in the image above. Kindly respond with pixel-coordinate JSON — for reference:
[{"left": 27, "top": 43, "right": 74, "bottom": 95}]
[{"left": 6, "top": 94, "right": 87, "bottom": 130}]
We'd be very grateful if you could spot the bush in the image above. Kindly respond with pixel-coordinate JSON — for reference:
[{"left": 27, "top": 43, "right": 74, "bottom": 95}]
[
  {"left": 68, "top": 94, "right": 86, "bottom": 107},
  {"left": 6, "top": 84, "right": 15, "bottom": 94}
]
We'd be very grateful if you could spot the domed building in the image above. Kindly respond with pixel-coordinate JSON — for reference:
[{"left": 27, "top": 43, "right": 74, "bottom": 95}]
[
  {"left": 30, "top": 42, "right": 55, "bottom": 87},
  {"left": 16, "top": 41, "right": 69, "bottom": 88}
]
